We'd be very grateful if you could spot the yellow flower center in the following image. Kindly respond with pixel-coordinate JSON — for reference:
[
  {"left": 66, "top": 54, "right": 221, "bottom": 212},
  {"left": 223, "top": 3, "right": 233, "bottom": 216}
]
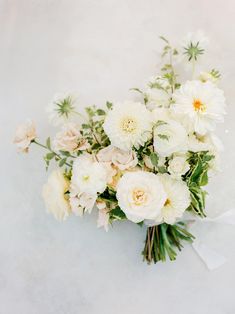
[
  {"left": 164, "top": 198, "right": 171, "bottom": 207},
  {"left": 193, "top": 99, "right": 206, "bottom": 112},
  {"left": 82, "top": 175, "right": 90, "bottom": 182},
  {"left": 132, "top": 188, "right": 148, "bottom": 206},
  {"left": 121, "top": 117, "right": 137, "bottom": 133}
]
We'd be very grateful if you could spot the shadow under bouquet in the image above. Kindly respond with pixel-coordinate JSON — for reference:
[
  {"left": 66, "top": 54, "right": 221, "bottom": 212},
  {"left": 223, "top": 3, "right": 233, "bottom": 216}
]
[{"left": 14, "top": 32, "right": 226, "bottom": 264}]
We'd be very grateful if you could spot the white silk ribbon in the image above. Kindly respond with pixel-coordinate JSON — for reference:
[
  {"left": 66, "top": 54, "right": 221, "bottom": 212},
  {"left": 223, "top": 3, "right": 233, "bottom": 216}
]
[{"left": 189, "top": 209, "right": 235, "bottom": 270}]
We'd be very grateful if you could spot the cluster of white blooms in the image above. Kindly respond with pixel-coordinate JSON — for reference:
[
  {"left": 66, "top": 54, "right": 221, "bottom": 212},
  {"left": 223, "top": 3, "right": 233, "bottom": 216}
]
[{"left": 14, "top": 31, "right": 227, "bottom": 263}]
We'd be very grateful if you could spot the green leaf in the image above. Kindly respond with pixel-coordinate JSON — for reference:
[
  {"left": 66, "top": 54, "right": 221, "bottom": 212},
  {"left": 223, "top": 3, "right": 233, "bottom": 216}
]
[
  {"left": 45, "top": 152, "right": 55, "bottom": 160},
  {"left": 59, "top": 151, "right": 71, "bottom": 157},
  {"left": 150, "top": 152, "right": 159, "bottom": 167},
  {"left": 158, "top": 134, "right": 169, "bottom": 141},
  {"left": 106, "top": 101, "right": 113, "bottom": 109},
  {"left": 82, "top": 123, "right": 91, "bottom": 129},
  {"left": 46, "top": 137, "right": 51, "bottom": 149},
  {"left": 109, "top": 206, "right": 126, "bottom": 220},
  {"left": 97, "top": 109, "right": 106, "bottom": 115},
  {"left": 59, "top": 158, "right": 67, "bottom": 167}
]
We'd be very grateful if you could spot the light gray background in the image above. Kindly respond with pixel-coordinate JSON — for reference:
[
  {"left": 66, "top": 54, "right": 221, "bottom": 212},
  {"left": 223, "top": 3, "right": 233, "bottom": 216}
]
[{"left": 1, "top": 1, "right": 235, "bottom": 313}]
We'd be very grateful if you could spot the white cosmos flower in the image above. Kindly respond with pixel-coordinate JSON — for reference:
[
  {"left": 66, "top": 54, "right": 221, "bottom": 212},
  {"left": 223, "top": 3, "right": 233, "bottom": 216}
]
[
  {"left": 116, "top": 171, "right": 167, "bottom": 223},
  {"left": 168, "top": 154, "right": 190, "bottom": 179},
  {"left": 46, "top": 93, "right": 78, "bottom": 126},
  {"left": 103, "top": 101, "right": 152, "bottom": 151},
  {"left": 71, "top": 154, "right": 108, "bottom": 195},
  {"left": 172, "top": 80, "right": 226, "bottom": 135},
  {"left": 42, "top": 170, "right": 71, "bottom": 221},
  {"left": 154, "top": 174, "right": 191, "bottom": 224},
  {"left": 153, "top": 118, "right": 188, "bottom": 157}
]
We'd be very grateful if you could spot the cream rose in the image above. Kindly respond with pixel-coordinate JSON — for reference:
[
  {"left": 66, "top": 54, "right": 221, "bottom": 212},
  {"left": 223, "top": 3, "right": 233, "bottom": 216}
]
[
  {"left": 53, "top": 123, "right": 89, "bottom": 153},
  {"left": 42, "top": 170, "right": 71, "bottom": 221},
  {"left": 14, "top": 120, "right": 36, "bottom": 153},
  {"left": 116, "top": 171, "right": 167, "bottom": 223}
]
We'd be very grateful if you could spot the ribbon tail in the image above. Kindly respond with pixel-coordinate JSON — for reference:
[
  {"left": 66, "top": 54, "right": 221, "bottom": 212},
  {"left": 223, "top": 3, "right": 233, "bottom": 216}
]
[{"left": 192, "top": 240, "right": 227, "bottom": 270}]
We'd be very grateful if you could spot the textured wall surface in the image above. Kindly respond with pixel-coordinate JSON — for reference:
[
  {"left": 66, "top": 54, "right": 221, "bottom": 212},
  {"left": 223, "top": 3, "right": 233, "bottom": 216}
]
[{"left": 1, "top": 1, "right": 235, "bottom": 313}]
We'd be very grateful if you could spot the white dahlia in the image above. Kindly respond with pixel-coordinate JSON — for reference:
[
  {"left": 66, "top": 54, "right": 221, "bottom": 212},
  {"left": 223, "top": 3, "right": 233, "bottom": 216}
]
[
  {"left": 153, "top": 118, "right": 188, "bottom": 157},
  {"left": 172, "top": 81, "right": 226, "bottom": 135},
  {"left": 103, "top": 101, "right": 152, "bottom": 151},
  {"left": 116, "top": 171, "right": 167, "bottom": 223},
  {"left": 71, "top": 154, "right": 108, "bottom": 195},
  {"left": 155, "top": 174, "right": 191, "bottom": 224}
]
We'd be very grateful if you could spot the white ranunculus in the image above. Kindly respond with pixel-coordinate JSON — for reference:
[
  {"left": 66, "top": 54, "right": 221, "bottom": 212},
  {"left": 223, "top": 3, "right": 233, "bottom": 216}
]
[
  {"left": 53, "top": 122, "right": 89, "bottom": 153},
  {"left": 116, "top": 171, "right": 167, "bottom": 223},
  {"left": 42, "top": 170, "right": 71, "bottom": 221},
  {"left": 103, "top": 101, "right": 152, "bottom": 151},
  {"left": 172, "top": 80, "right": 226, "bottom": 135},
  {"left": 14, "top": 120, "right": 36, "bottom": 153},
  {"left": 168, "top": 154, "right": 190, "bottom": 179},
  {"left": 71, "top": 154, "right": 108, "bottom": 195},
  {"left": 153, "top": 119, "right": 188, "bottom": 157},
  {"left": 154, "top": 174, "right": 191, "bottom": 224}
]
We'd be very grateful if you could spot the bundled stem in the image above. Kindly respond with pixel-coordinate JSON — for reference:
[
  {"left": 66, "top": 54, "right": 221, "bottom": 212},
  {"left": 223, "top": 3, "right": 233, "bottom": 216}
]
[{"left": 142, "top": 223, "right": 195, "bottom": 264}]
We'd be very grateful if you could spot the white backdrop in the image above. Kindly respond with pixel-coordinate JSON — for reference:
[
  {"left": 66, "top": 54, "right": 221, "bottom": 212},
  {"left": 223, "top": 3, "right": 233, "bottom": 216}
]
[{"left": 1, "top": 1, "right": 235, "bottom": 313}]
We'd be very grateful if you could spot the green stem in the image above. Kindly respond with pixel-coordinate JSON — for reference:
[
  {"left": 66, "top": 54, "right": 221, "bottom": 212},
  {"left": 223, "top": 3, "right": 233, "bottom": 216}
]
[{"left": 33, "top": 140, "right": 72, "bottom": 168}]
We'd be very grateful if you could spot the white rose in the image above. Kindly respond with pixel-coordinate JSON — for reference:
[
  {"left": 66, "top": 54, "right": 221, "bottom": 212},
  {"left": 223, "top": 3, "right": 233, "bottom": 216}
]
[
  {"left": 42, "top": 170, "right": 71, "bottom": 221},
  {"left": 116, "top": 171, "right": 167, "bottom": 223},
  {"left": 168, "top": 154, "right": 190, "bottom": 179},
  {"left": 154, "top": 174, "right": 191, "bottom": 224},
  {"left": 53, "top": 123, "right": 89, "bottom": 153},
  {"left": 14, "top": 120, "right": 36, "bottom": 153},
  {"left": 188, "top": 132, "right": 223, "bottom": 153},
  {"left": 153, "top": 119, "right": 188, "bottom": 157},
  {"left": 71, "top": 154, "right": 108, "bottom": 195}
]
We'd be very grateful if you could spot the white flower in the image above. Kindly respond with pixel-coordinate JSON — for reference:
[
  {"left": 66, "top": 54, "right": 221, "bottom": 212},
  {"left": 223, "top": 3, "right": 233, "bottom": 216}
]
[
  {"left": 53, "top": 123, "right": 89, "bottom": 153},
  {"left": 103, "top": 101, "right": 152, "bottom": 151},
  {"left": 153, "top": 119, "right": 188, "bottom": 157},
  {"left": 42, "top": 170, "right": 71, "bottom": 221},
  {"left": 188, "top": 132, "right": 223, "bottom": 153},
  {"left": 46, "top": 93, "right": 78, "bottom": 126},
  {"left": 97, "top": 145, "right": 138, "bottom": 171},
  {"left": 69, "top": 187, "right": 96, "bottom": 216},
  {"left": 14, "top": 120, "right": 36, "bottom": 153},
  {"left": 71, "top": 154, "right": 108, "bottom": 195},
  {"left": 168, "top": 154, "right": 190, "bottom": 178},
  {"left": 154, "top": 174, "right": 191, "bottom": 224},
  {"left": 172, "top": 80, "right": 226, "bottom": 135},
  {"left": 116, "top": 171, "right": 167, "bottom": 223},
  {"left": 145, "top": 88, "right": 170, "bottom": 110},
  {"left": 96, "top": 201, "right": 110, "bottom": 232},
  {"left": 182, "top": 30, "right": 209, "bottom": 50}
]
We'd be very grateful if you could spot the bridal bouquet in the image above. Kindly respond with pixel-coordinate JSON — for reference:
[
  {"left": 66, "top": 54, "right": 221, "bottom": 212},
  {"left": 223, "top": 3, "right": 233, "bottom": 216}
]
[{"left": 14, "top": 32, "right": 226, "bottom": 264}]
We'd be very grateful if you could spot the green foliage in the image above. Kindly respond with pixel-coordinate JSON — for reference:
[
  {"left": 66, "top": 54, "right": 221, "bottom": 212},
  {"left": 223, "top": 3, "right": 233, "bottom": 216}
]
[
  {"left": 109, "top": 206, "right": 126, "bottom": 221},
  {"left": 185, "top": 151, "right": 214, "bottom": 217},
  {"left": 150, "top": 152, "right": 159, "bottom": 167},
  {"left": 143, "top": 222, "right": 195, "bottom": 264}
]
